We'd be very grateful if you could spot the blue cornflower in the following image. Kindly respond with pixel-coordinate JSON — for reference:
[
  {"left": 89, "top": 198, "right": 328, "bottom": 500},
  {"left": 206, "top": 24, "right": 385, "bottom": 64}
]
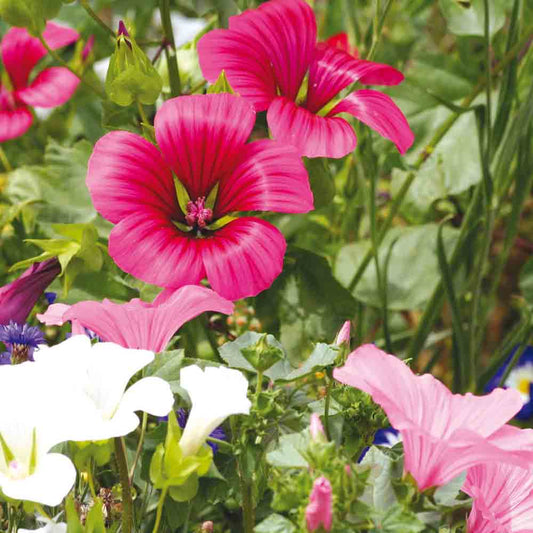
[
  {"left": 44, "top": 292, "right": 57, "bottom": 305},
  {"left": 0, "top": 321, "right": 46, "bottom": 364},
  {"left": 485, "top": 345, "right": 533, "bottom": 420},
  {"left": 359, "top": 427, "right": 402, "bottom": 462},
  {"left": 176, "top": 408, "right": 227, "bottom": 453}
]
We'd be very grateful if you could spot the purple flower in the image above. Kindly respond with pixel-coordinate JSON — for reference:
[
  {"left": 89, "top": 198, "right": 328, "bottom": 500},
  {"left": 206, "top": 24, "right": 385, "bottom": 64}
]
[
  {"left": 0, "top": 322, "right": 46, "bottom": 364},
  {"left": 0, "top": 259, "right": 61, "bottom": 326}
]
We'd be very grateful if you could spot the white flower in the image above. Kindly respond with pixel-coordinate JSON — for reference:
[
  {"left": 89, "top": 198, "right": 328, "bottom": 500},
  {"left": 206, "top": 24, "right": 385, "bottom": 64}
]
[
  {"left": 19, "top": 515, "right": 67, "bottom": 532},
  {"left": 0, "top": 364, "right": 76, "bottom": 506},
  {"left": 33, "top": 336, "right": 174, "bottom": 442},
  {"left": 178, "top": 365, "right": 251, "bottom": 456}
]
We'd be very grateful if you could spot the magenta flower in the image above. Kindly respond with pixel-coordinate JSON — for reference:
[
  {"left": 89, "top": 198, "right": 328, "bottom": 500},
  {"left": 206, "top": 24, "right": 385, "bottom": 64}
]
[
  {"left": 306, "top": 476, "right": 333, "bottom": 532},
  {"left": 37, "top": 285, "right": 233, "bottom": 352},
  {"left": 197, "top": 0, "right": 413, "bottom": 159},
  {"left": 325, "top": 33, "right": 359, "bottom": 58},
  {"left": 0, "top": 259, "right": 60, "bottom": 325},
  {"left": 0, "top": 22, "right": 80, "bottom": 142},
  {"left": 463, "top": 463, "right": 533, "bottom": 533},
  {"left": 333, "top": 344, "right": 533, "bottom": 491},
  {"left": 87, "top": 93, "right": 313, "bottom": 300}
]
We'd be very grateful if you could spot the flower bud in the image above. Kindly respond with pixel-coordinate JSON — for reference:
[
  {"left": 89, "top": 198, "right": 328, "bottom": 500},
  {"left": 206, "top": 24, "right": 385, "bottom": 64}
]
[
  {"left": 241, "top": 333, "right": 284, "bottom": 372},
  {"left": 201, "top": 522, "right": 214, "bottom": 532},
  {"left": 306, "top": 477, "right": 333, "bottom": 532},
  {"left": 309, "top": 413, "right": 326, "bottom": 442},
  {"left": 334, "top": 321, "right": 351, "bottom": 347},
  {"left": 105, "top": 21, "right": 163, "bottom": 107}
]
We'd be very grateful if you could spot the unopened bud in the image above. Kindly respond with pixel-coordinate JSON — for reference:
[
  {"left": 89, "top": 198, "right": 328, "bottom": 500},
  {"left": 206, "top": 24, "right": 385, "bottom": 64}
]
[
  {"left": 334, "top": 321, "right": 351, "bottom": 347},
  {"left": 309, "top": 413, "right": 326, "bottom": 442},
  {"left": 201, "top": 521, "right": 214, "bottom": 532}
]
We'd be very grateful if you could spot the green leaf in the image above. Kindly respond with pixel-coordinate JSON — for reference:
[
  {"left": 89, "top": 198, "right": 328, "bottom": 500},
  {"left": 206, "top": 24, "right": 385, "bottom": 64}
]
[
  {"left": 255, "top": 514, "right": 297, "bottom": 533},
  {"left": 65, "top": 494, "right": 84, "bottom": 533},
  {"left": 439, "top": 0, "right": 507, "bottom": 36},
  {"left": 85, "top": 499, "right": 107, "bottom": 533},
  {"left": 206, "top": 70, "right": 235, "bottom": 94},
  {"left": 266, "top": 431, "right": 309, "bottom": 468},
  {"left": 280, "top": 343, "right": 338, "bottom": 382},
  {"left": 218, "top": 332, "right": 294, "bottom": 382},
  {"left": 168, "top": 474, "right": 199, "bottom": 502},
  {"left": 372, "top": 504, "right": 426, "bottom": 532},
  {"left": 144, "top": 350, "right": 185, "bottom": 392},
  {"left": 0, "top": 0, "right": 62, "bottom": 33}
]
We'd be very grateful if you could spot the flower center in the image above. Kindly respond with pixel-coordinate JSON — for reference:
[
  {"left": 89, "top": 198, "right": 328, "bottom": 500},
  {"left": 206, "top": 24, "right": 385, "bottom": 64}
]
[
  {"left": 8, "top": 460, "right": 28, "bottom": 480},
  {"left": 518, "top": 378, "right": 531, "bottom": 396},
  {"left": 185, "top": 197, "right": 213, "bottom": 230},
  {"left": 11, "top": 344, "right": 31, "bottom": 365}
]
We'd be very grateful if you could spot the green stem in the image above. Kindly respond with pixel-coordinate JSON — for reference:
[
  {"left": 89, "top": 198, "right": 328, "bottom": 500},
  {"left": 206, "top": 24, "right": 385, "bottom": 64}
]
[
  {"left": 239, "top": 467, "right": 255, "bottom": 533},
  {"left": 114, "top": 437, "right": 133, "bottom": 533},
  {"left": 206, "top": 436, "right": 233, "bottom": 451},
  {"left": 37, "top": 34, "right": 106, "bottom": 99},
  {"left": 159, "top": 0, "right": 182, "bottom": 97},
  {"left": 347, "top": 27, "right": 533, "bottom": 295},
  {"left": 34, "top": 503, "right": 50, "bottom": 520},
  {"left": 255, "top": 370, "right": 263, "bottom": 404},
  {"left": 182, "top": 502, "right": 192, "bottom": 533},
  {"left": 324, "top": 374, "right": 332, "bottom": 440},
  {"left": 137, "top": 100, "right": 150, "bottom": 126},
  {"left": 152, "top": 485, "right": 168, "bottom": 533},
  {"left": 129, "top": 412, "right": 148, "bottom": 483},
  {"left": 87, "top": 462, "right": 97, "bottom": 499},
  {"left": 80, "top": 0, "right": 116, "bottom": 39},
  {"left": 0, "top": 146, "right": 12, "bottom": 172}
]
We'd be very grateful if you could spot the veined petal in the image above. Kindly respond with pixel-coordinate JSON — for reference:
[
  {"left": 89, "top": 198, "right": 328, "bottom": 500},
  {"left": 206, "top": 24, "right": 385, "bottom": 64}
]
[
  {"left": 64, "top": 285, "right": 234, "bottom": 352},
  {"left": 87, "top": 131, "right": 177, "bottom": 224},
  {"left": 109, "top": 211, "right": 205, "bottom": 289},
  {"left": 155, "top": 94, "right": 255, "bottom": 200},
  {"left": 306, "top": 43, "right": 404, "bottom": 113},
  {"left": 1, "top": 23, "right": 79, "bottom": 90},
  {"left": 228, "top": 0, "right": 316, "bottom": 102},
  {"left": 216, "top": 139, "right": 313, "bottom": 215},
  {"left": 0, "top": 107, "right": 33, "bottom": 142},
  {"left": 16, "top": 67, "right": 79, "bottom": 108},
  {"left": 197, "top": 29, "right": 277, "bottom": 111},
  {"left": 0, "top": 453, "right": 76, "bottom": 506},
  {"left": 118, "top": 377, "right": 174, "bottom": 417},
  {"left": 330, "top": 89, "right": 414, "bottom": 154},
  {"left": 267, "top": 97, "right": 356, "bottom": 159},
  {"left": 200, "top": 217, "right": 286, "bottom": 300}
]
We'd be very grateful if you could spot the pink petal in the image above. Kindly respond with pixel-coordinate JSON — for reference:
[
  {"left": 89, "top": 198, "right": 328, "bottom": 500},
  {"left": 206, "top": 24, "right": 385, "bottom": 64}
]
[
  {"left": 227, "top": 0, "right": 317, "bottom": 103},
  {"left": 1, "top": 22, "right": 79, "bottom": 90},
  {"left": 267, "top": 96, "right": 356, "bottom": 159},
  {"left": 154, "top": 94, "right": 255, "bottom": 201},
  {"left": 324, "top": 33, "right": 358, "bottom": 58},
  {"left": 87, "top": 131, "right": 177, "bottom": 224},
  {"left": 306, "top": 44, "right": 402, "bottom": 113},
  {"left": 0, "top": 107, "right": 33, "bottom": 142},
  {"left": 16, "top": 67, "right": 79, "bottom": 108},
  {"left": 330, "top": 90, "right": 414, "bottom": 154},
  {"left": 464, "top": 463, "right": 533, "bottom": 533},
  {"left": 64, "top": 286, "right": 234, "bottom": 352},
  {"left": 36, "top": 303, "right": 71, "bottom": 326},
  {"left": 108, "top": 210, "right": 205, "bottom": 289},
  {"left": 215, "top": 139, "right": 313, "bottom": 215},
  {"left": 200, "top": 217, "right": 286, "bottom": 300},
  {"left": 306, "top": 477, "right": 333, "bottom": 532},
  {"left": 197, "top": 29, "right": 277, "bottom": 111}
]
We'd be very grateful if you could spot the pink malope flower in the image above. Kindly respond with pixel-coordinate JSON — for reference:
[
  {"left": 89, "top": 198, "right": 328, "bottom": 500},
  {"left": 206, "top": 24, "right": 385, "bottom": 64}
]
[
  {"left": 306, "top": 476, "right": 333, "bottom": 532},
  {"left": 309, "top": 413, "right": 326, "bottom": 442},
  {"left": 198, "top": 0, "right": 413, "bottom": 159},
  {"left": 463, "top": 463, "right": 533, "bottom": 533},
  {"left": 37, "top": 285, "right": 234, "bottom": 352},
  {"left": 0, "top": 259, "right": 60, "bottom": 325},
  {"left": 86, "top": 93, "right": 313, "bottom": 300},
  {"left": 0, "top": 22, "right": 80, "bottom": 142},
  {"left": 333, "top": 344, "right": 533, "bottom": 491},
  {"left": 334, "top": 320, "right": 351, "bottom": 347},
  {"left": 325, "top": 33, "right": 359, "bottom": 58}
]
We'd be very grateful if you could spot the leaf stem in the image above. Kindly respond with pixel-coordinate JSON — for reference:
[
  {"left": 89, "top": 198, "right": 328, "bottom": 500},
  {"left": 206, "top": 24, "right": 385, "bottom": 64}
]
[
  {"left": 129, "top": 412, "right": 148, "bottom": 483},
  {"left": 0, "top": 146, "right": 12, "bottom": 172},
  {"left": 79, "top": 0, "right": 116, "bottom": 39},
  {"left": 159, "top": 0, "right": 182, "bottom": 97},
  {"left": 114, "top": 437, "right": 133, "bottom": 533},
  {"left": 152, "top": 485, "right": 168, "bottom": 533}
]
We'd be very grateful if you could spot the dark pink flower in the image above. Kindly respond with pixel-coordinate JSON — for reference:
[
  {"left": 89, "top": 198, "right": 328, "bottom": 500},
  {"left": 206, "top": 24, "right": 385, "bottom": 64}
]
[
  {"left": 0, "top": 259, "right": 61, "bottom": 325},
  {"left": 463, "top": 463, "right": 533, "bottom": 533},
  {"left": 86, "top": 93, "right": 313, "bottom": 300},
  {"left": 325, "top": 33, "right": 359, "bottom": 58},
  {"left": 198, "top": 0, "right": 413, "bottom": 159},
  {"left": 0, "top": 22, "right": 80, "bottom": 142},
  {"left": 37, "top": 285, "right": 234, "bottom": 352},
  {"left": 333, "top": 344, "right": 533, "bottom": 491},
  {"left": 306, "top": 476, "right": 333, "bottom": 532}
]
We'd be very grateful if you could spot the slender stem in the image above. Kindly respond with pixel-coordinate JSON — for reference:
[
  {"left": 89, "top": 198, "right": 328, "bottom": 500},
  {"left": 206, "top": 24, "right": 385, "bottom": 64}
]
[
  {"left": 0, "top": 146, "right": 12, "bottom": 172},
  {"left": 346, "top": 27, "right": 533, "bottom": 295},
  {"left": 483, "top": 0, "right": 493, "bottom": 153},
  {"left": 182, "top": 502, "right": 192, "bottom": 533},
  {"left": 159, "top": 0, "right": 182, "bottom": 97},
  {"left": 152, "top": 485, "right": 168, "bottom": 533},
  {"left": 206, "top": 436, "right": 233, "bottom": 451},
  {"left": 255, "top": 370, "right": 263, "bottom": 404},
  {"left": 238, "top": 463, "right": 255, "bottom": 533},
  {"left": 80, "top": 0, "right": 116, "bottom": 39},
  {"left": 37, "top": 34, "right": 106, "bottom": 99},
  {"left": 34, "top": 503, "right": 50, "bottom": 520},
  {"left": 324, "top": 377, "right": 332, "bottom": 441},
  {"left": 137, "top": 100, "right": 150, "bottom": 126},
  {"left": 129, "top": 412, "right": 148, "bottom": 483},
  {"left": 87, "top": 462, "right": 97, "bottom": 499},
  {"left": 114, "top": 437, "right": 133, "bottom": 533}
]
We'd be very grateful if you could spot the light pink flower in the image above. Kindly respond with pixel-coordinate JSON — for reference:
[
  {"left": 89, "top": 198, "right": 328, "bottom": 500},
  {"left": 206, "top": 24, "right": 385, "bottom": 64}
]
[
  {"left": 463, "top": 463, "right": 533, "bottom": 533},
  {"left": 333, "top": 344, "right": 533, "bottom": 491},
  {"left": 37, "top": 285, "right": 233, "bottom": 352},
  {"left": 198, "top": 0, "right": 413, "bottom": 159},
  {"left": 0, "top": 259, "right": 60, "bottom": 325},
  {"left": 306, "top": 476, "right": 333, "bottom": 532},
  {"left": 334, "top": 320, "right": 351, "bottom": 346},
  {"left": 0, "top": 22, "right": 80, "bottom": 142},
  {"left": 309, "top": 413, "right": 326, "bottom": 441},
  {"left": 86, "top": 93, "right": 313, "bottom": 300}
]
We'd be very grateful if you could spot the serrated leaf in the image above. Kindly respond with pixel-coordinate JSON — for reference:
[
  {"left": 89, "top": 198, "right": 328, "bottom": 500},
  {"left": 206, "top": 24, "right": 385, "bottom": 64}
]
[
  {"left": 255, "top": 514, "right": 297, "bottom": 533},
  {"left": 266, "top": 431, "right": 309, "bottom": 468}
]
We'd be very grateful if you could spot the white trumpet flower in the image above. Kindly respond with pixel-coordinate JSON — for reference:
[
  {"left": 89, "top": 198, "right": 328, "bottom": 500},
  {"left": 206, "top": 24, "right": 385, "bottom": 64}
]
[
  {"left": 20, "top": 515, "right": 67, "bottom": 532},
  {"left": 178, "top": 365, "right": 251, "bottom": 456}
]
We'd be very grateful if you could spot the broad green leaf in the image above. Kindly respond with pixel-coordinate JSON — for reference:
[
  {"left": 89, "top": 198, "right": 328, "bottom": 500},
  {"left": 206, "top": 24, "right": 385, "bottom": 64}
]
[
  {"left": 255, "top": 514, "right": 297, "bottom": 533},
  {"left": 439, "top": 0, "right": 507, "bottom": 36},
  {"left": 280, "top": 343, "right": 338, "bottom": 382},
  {"left": 266, "top": 431, "right": 309, "bottom": 468},
  {"left": 144, "top": 350, "right": 185, "bottom": 392},
  {"left": 372, "top": 504, "right": 426, "bottom": 532}
]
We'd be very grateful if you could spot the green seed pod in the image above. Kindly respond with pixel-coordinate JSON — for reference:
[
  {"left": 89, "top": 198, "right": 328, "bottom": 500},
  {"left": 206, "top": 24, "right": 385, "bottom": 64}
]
[{"left": 105, "top": 21, "right": 163, "bottom": 107}]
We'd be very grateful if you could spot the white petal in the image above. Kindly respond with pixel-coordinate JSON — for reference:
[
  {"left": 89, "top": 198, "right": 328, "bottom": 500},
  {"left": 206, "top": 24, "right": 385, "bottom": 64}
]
[
  {"left": 118, "top": 377, "right": 174, "bottom": 417},
  {"left": 0, "top": 453, "right": 75, "bottom": 506}
]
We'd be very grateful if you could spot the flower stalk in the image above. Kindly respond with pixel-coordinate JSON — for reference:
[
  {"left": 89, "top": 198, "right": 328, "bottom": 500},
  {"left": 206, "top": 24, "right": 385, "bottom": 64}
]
[
  {"left": 115, "top": 437, "right": 133, "bottom": 533},
  {"left": 159, "top": 0, "right": 182, "bottom": 97}
]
